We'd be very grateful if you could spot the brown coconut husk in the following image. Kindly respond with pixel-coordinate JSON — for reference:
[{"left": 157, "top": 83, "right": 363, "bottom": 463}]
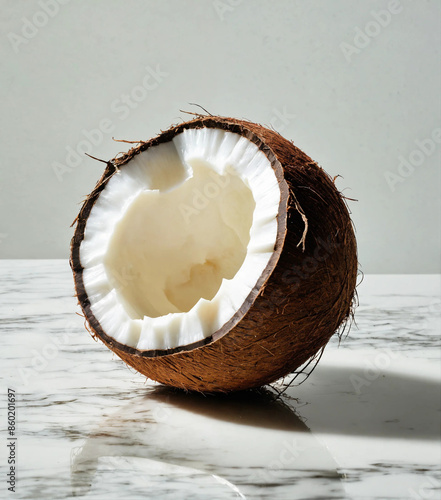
[{"left": 70, "top": 116, "right": 358, "bottom": 392}]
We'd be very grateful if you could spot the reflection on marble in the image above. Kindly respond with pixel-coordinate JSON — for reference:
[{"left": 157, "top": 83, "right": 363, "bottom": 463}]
[
  {"left": 71, "top": 388, "right": 344, "bottom": 499},
  {"left": 0, "top": 261, "right": 440, "bottom": 499}
]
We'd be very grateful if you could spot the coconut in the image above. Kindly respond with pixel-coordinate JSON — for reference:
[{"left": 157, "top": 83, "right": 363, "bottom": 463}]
[{"left": 70, "top": 115, "right": 357, "bottom": 392}]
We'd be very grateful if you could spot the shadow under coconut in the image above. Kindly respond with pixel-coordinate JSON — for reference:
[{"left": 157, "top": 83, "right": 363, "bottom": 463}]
[
  {"left": 286, "top": 364, "right": 441, "bottom": 441},
  {"left": 71, "top": 387, "right": 346, "bottom": 499}
]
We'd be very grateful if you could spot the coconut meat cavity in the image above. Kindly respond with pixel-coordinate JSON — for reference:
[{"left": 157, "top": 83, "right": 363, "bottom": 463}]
[{"left": 80, "top": 128, "right": 280, "bottom": 351}]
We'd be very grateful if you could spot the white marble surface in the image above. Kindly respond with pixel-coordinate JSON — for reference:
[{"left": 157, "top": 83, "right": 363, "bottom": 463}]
[{"left": 0, "top": 260, "right": 440, "bottom": 500}]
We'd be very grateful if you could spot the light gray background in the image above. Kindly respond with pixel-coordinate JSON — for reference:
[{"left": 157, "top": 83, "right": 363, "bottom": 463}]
[{"left": 0, "top": 0, "right": 440, "bottom": 273}]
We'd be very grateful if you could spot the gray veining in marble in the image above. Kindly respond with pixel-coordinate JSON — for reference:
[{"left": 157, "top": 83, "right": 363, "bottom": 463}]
[{"left": 0, "top": 261, "right": 440, "bottom": 499}]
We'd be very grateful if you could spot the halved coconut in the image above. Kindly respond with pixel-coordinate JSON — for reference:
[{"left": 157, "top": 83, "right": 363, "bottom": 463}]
[{"left": 71, "top": 116, "right": 357, "bottom": 392}]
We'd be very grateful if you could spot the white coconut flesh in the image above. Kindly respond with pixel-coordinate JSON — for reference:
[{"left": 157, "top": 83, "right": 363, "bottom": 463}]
[{"left": 80, "top": 128, "right": 281, "bottom": 351}]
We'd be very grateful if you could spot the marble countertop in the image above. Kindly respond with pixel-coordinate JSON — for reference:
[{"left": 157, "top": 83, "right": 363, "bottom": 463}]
[{"left": 0, "top": 261, "right": 440, "bottom": 500}]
